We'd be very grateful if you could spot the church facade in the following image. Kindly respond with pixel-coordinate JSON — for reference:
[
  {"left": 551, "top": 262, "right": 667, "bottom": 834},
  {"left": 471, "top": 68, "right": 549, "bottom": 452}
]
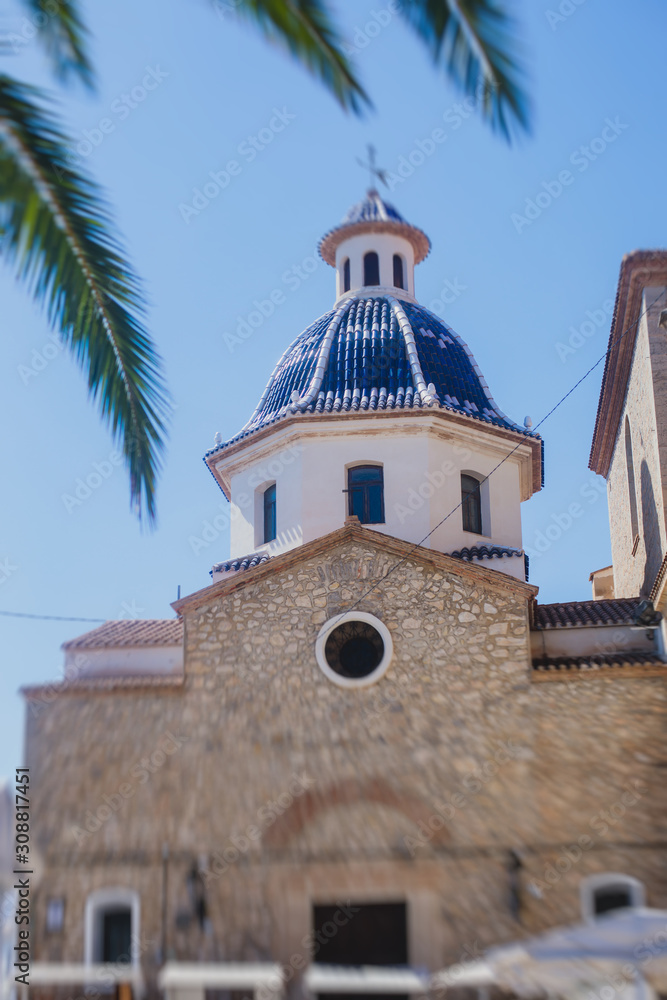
[{"left": 20, "top": 196, "right": 667, "bottom": 999}]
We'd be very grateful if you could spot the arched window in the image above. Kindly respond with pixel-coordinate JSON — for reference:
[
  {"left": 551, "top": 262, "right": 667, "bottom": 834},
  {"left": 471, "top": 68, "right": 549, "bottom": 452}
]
[
  {"left": 84, "top": 888, "right": 140, "bottom": 966},
  {"left": 348, "top": 465, "right": 384, "bottom": 524},
  {"left": 461, "top": 474, "right": 483, "bottom": 534},
  {"left": 263, "top": 483, "right": 277, "bottom": 543},
  {"left": 363, "top": 252, "right": 380, "bottom": 286},
  {"left": 342, "top": 257, "right": 351, "bottom": 292},
  {"left": 625, "top": 417, "right": 639, "bottom": 544},
  {"left": 580, "top": 874, "right": 644, "bottom": 922},
  {"left": 393, "top": 254, "right": 404, "bottom": 290}
]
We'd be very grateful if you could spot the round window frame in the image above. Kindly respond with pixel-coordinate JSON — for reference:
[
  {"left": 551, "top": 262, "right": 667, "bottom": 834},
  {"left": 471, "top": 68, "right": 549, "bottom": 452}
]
[{"left": 315, "top": 611, "right": 393, "bottom": 689}]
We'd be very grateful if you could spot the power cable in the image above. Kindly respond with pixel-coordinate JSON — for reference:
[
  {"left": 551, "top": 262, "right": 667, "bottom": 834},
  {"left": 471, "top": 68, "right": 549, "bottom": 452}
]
[{"left": 0, "top": 610, "right": 106, "bottom": 623}]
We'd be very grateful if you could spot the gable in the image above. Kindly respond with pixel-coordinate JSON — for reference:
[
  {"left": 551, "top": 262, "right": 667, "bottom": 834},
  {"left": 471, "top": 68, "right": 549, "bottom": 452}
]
[
  {"left": 173, "top": 521, "right": 536, "bottom": 618},
  {"left": 178, "top": 526, "right": 534, "bottom": 722}
]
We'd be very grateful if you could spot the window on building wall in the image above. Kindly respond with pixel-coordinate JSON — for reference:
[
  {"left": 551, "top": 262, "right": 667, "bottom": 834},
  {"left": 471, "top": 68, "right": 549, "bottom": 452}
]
[
  {"left": 85, "top": 890, "right": 138, "bottom": 966},
  {"left": 45, "top": 898, "right": 65, "bottom": 933},
  {"left": 363, "top": 251, "right": 380, "bottom": 286},
  {"left": 263, "top": 483, "right": 277, "bottom": 543},
  {"left": 393, "top": 254, "right": 405, "bottom": 290},
  {"left": 343, "top": 257, "right": 351, "bottom": 292},
  {"left": 581, "top": 874, "right": 645, "bottom": 921},
  {"left": 461, "top": 474, "right": 483, "bottom": 534},
  {"left": 101, "top": 907, "right": 132, "bottom": 963},
  {"left": 625, "top": 417, "right": 639, "bottom": 546},
  {"left": 348, "top": 466, "right": 384, "bottom": 524}
]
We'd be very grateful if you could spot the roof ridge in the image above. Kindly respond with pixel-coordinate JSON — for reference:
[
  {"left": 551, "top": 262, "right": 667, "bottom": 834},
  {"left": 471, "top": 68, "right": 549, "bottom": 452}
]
[
  {"left": 388, "top": 296, "right": 428, "bottom": 401},
  {"left": 62, "top": 618, "right": 183, "bottom": 649}
]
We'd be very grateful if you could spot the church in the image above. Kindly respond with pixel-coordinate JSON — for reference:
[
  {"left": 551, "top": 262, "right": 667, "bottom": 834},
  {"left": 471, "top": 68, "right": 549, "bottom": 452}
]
[{"left": 20, "top": 193, "right": 667, "bottom": 1000}]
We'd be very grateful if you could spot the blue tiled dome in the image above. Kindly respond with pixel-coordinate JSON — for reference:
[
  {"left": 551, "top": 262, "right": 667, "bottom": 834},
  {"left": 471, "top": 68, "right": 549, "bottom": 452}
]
[
  {"left": 209, "top": 295, "right": 538, "bottom": 456},
  {"left": 341, "top": 191, "right": 405, "bottom": 225}
]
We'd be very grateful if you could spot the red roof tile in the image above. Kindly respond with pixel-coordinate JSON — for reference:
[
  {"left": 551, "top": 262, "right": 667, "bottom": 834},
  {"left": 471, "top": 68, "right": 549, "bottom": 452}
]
[
  {"left": 532, "top": 598, "right": 640, "bottom": 629},
  {"left": 533, "top": 652, "right": 664, "bottom": 672},
  {"left": 62, "top": 619, "right": 183, "bottom": 649}
]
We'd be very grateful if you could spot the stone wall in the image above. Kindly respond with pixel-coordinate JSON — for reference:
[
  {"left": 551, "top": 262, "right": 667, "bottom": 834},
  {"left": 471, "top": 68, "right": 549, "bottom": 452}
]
[
  {"left": 608, "top": 288, "right": 667, "bottom": 597},
  {"left": 24, "top": 530, "right": 667, "bottom": 994}
]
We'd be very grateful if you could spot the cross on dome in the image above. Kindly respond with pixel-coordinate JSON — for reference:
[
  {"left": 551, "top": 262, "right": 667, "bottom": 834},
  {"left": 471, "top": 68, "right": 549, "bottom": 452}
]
[{"left": 355, "top": 144, "right": 390, "bottom": 191}]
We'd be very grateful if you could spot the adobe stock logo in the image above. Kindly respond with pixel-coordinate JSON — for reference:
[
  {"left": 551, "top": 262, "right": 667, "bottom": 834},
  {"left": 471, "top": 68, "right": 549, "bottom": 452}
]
[
  {"left": 524, "top": 477, "right": 606, "bottom": 560},
  {"left": 61, "top": 450, "right": 123, "bottom": 513},
  {"left": 511, "top": 118, "right": 629, "bottom": 234}
]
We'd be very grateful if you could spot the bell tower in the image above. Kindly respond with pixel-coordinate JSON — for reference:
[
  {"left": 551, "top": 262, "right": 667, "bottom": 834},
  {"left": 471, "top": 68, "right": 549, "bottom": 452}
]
[
  {"left": 318, "top": 189, "right": 430, "bottom": 302},
  {"left": 589, "top": 250, "right": 667, "bottom": 604}
]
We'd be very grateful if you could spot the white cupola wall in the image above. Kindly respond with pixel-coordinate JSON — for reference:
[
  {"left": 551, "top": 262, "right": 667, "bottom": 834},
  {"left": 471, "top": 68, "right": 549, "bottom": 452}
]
[
  {"left": 206, "top": 190, "right": 544, "bottom": 586},
  {"left": 335, "top": 232, "right": 416, "bottom": 301},
  {"left": 209, "top": 414, "right": 539, "bottom": 584}
]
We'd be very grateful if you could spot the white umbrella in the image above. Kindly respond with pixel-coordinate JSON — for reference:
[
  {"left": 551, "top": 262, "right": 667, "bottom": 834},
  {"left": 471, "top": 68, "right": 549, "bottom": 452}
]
[{"left": 432, "top": 909, "right": 667, "bottom": 1000}]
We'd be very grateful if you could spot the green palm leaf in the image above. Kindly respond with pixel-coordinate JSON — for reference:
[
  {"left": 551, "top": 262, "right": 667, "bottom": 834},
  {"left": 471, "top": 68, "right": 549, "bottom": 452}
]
[
  {"left": 399, "top": 0, "right": 530, "bottom": 139},
  {"left": 0, "top": 75, "right": 170, "bottom": 524},
  {"left": 221, "top": 0, "right": 371, "bottom": 114},
  {"left": 17, "top": 0, "right": 93, "bottom": 88}
]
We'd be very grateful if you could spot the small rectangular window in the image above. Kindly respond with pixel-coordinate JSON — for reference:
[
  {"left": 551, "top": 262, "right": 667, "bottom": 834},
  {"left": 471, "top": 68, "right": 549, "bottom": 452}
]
[
  {"left": 461, "top": 474, "right": 483, "bottom": 534},
  {"left": 46, "top": 898, "right": 65, "bottom": 933},
  {"left": 263, "top": 483, "right": 277, "bottom": 543},
  {"left": 393, "top": 254, "right": 404, "bottom": 289},
  {"left": 102, "top": 908, "right": 132, "bottom": 963},
  {"left": 363, "top": 252, "right": 380, "bottom": 286},
  {"left": 348, "top": 466, "right": 384, "bottom": 524}
]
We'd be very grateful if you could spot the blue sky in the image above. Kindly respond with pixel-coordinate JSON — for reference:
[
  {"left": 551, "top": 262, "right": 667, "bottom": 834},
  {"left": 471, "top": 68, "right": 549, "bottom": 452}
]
[{"left": 1, "top": 0, "right": 665, "bottom": 778}]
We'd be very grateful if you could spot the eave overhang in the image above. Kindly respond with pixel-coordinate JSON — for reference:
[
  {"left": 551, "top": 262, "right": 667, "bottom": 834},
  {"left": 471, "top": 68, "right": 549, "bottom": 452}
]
[
  {"left": 204, "top": 406, "right": 543, "bottom": 502},
  {"left": 319, "top": 219, "right": 431, "bottom": 266},
  {"left": 589, "top": 250, "right": 667, "bottom": 477}
]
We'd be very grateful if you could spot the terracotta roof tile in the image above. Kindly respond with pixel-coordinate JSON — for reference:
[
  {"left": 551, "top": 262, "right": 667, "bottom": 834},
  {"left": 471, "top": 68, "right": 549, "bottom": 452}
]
[
  {"left": 532, "top": 598, "right": 640, "bottom": 629},
  {"left": 533, "top": 652, "right": 664, "bottom": 672},
  {"left": 62, "top": 619, "right": 183, "bottom": 649}
]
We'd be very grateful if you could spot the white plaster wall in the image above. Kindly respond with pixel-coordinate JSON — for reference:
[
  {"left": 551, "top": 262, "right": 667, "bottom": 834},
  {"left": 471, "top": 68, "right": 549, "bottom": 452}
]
[
  {"left": 225, "top": 419, "right": 526, "bottom": 564},
  {"left": 302, "top": 431, "right": 431, "bottom": 547},
  {"left": 229, "top": 443, "right": 304, "bottom": 557},
  {"left": 469, "top": 553, "right": 525, "bottom": 582},
  {"left": 335, "top": 232, "right": 415, "bottom": 299},
  {"left": 530, "top": 624, "right": 657, "bottom": 660},
  {"left": 64, "top": 645, "right": 183, "bottom": 676},
  {"left": 426, "top": 434, "right": 523, "bottom": 554}
]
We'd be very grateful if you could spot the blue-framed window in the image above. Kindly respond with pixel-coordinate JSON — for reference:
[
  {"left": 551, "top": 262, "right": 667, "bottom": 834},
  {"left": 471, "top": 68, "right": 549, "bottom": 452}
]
[
  {"left": 263, "top": 483, "right": 277, "bottom": 543},
  {"left": 348, "top": 466, "right": 384, "bottom": 524},
  {"left": 343, "top": 257, "right": 351, "bottom": 292}
]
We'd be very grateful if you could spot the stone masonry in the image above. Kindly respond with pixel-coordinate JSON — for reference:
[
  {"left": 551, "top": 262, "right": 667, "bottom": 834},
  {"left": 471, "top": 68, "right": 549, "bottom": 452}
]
[{"left": 24, "top": 524, "right": 667, "bottom": 995}]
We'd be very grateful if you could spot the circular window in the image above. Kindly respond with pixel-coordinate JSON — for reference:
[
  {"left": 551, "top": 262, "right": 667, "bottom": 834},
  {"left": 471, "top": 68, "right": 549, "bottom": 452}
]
[{"left": 315, "top": 612, "right": 393, "bottom": 688}]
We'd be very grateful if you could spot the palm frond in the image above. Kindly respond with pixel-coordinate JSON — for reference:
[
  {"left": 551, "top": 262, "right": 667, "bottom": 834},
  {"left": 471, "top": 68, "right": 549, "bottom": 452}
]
[
  {"left": 18, "top": 0, "right": 93, "bottom": 88},
  {"left": 222, "top": 0, "right": 370, "bottom": 114},
  {"left": 0, "top": 75, "right": 170, "bottom": 524},
  {"left": 399, "top": 0, "right": 530, "bottom": 139}
]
